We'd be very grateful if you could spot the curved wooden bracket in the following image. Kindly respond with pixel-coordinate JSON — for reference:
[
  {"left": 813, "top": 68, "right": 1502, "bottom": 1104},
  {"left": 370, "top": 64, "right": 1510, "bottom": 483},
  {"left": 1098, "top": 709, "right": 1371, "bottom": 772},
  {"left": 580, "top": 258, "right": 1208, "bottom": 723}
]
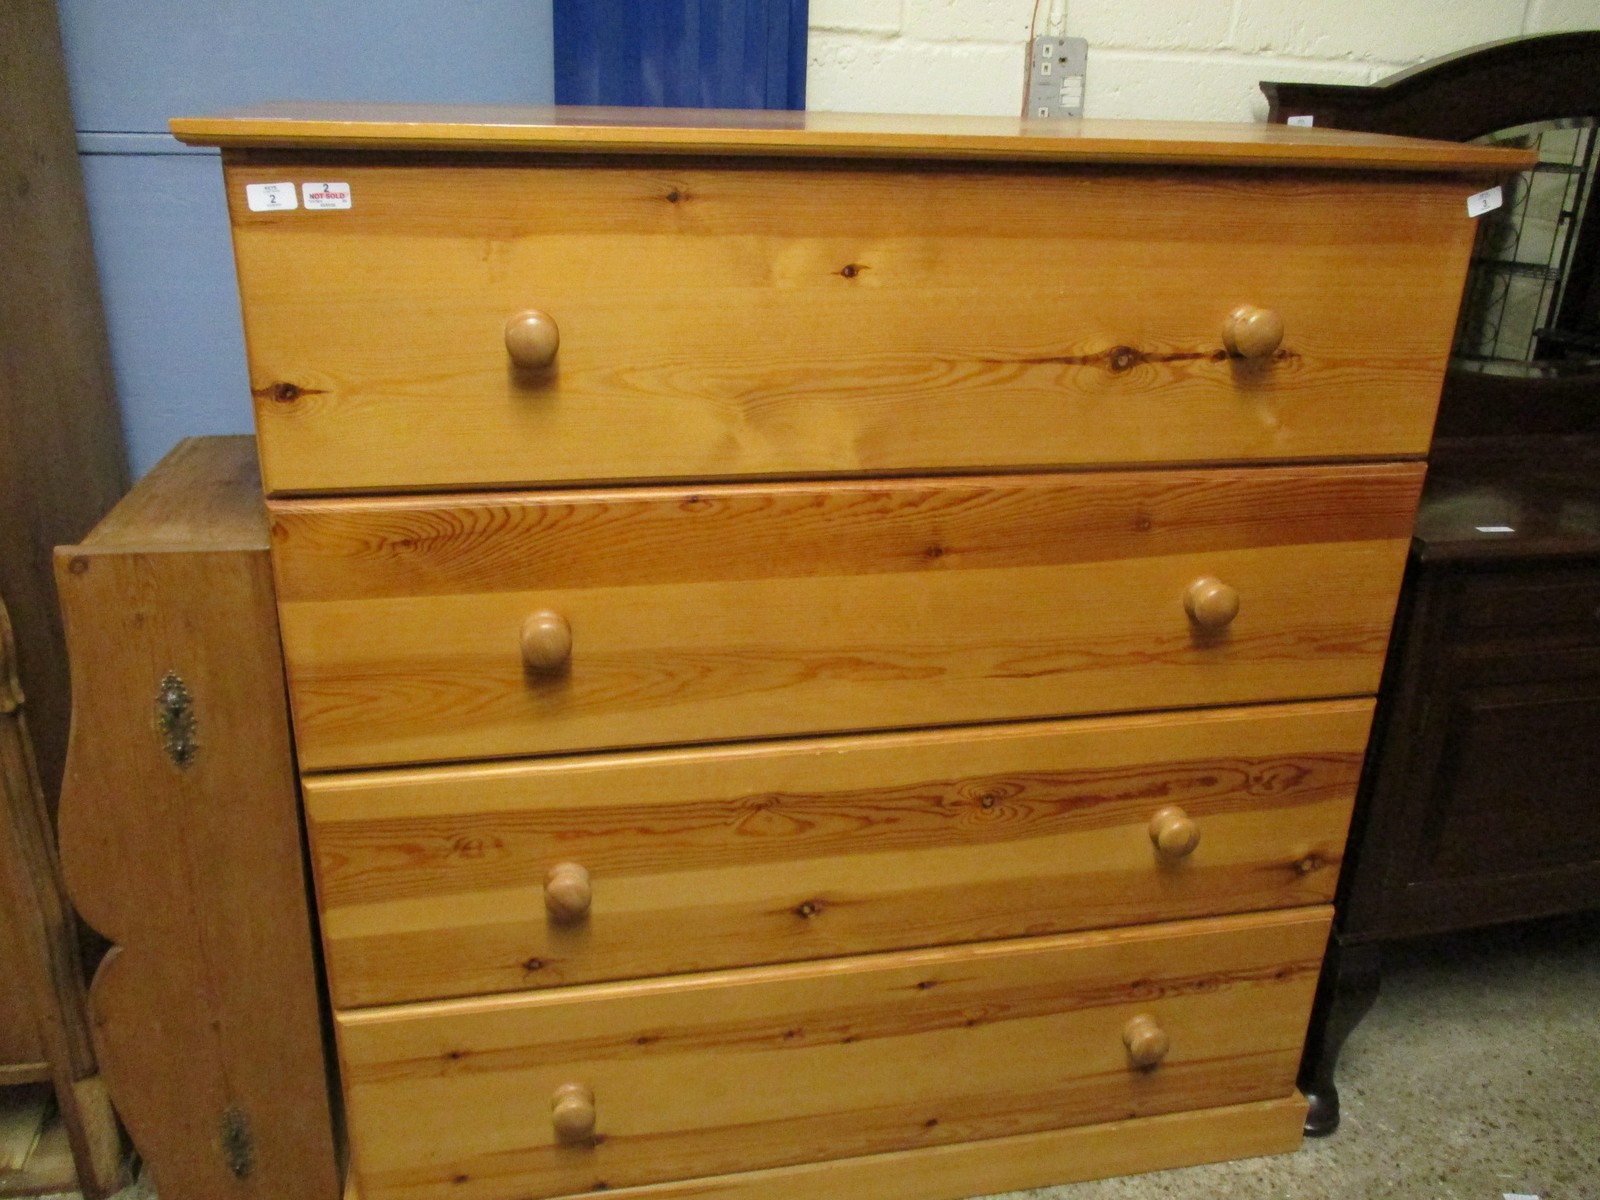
[{"left": 53, "top": 437, "right": 341, "bottom": 1200}]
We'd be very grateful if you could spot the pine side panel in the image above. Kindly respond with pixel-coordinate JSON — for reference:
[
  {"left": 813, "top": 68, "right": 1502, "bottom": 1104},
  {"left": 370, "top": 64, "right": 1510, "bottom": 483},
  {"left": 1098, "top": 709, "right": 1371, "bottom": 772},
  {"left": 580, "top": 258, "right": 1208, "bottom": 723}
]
[{"left": 54, "top": 438, "right": 341, "bottom": 1200}]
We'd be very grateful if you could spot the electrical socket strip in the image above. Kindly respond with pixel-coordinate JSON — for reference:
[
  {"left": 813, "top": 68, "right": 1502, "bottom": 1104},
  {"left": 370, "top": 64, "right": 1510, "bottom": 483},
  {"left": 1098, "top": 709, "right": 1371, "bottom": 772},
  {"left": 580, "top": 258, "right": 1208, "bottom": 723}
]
[{"left": 1025, "top": 35, "right": 1087, "bottom": 119}]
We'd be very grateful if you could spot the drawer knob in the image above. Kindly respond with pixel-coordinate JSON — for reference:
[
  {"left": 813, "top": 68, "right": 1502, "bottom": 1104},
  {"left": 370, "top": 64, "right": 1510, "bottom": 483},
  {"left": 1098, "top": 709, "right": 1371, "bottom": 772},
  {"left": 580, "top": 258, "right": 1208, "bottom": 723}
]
[
  {"left": 521, "top": 610, "right": 572, "bottom": 673},
  {"left": 1123, "top": 1013, "right": 1170, "bottom": 1069},
  {"left": 545, "top": 862, "right": 593, "bottom": 922},
  {"left": 1184, "top": 577, "right": 1240, "bottom": 632},
  {"left": 505, "top": 309, "right": 561, "bottom": 369},
  {"left": 551, "top": 1082, "right": 596, "bottom": 1142},
  {"left": 1222, "top": 304, "right": 1284, "bottom": 360},
  {"left": 1148, "top": 806, "right": 1201, "bottom": 858}
]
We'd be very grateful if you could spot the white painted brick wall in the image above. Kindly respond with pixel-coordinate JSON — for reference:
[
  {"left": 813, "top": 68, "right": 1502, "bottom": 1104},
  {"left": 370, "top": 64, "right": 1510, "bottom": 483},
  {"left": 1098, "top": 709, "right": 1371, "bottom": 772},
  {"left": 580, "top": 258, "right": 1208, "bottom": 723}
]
[{"left": 806, "top": 0, "right": 1598, "bottom": 121}]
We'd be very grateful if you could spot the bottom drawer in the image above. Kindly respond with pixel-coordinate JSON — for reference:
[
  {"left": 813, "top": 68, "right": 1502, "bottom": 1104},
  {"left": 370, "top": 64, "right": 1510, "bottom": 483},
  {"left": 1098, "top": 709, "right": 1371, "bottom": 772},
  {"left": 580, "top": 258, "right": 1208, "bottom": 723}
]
[{"left": 340, "top": 907, "right": 1330, "bottom": 1200}]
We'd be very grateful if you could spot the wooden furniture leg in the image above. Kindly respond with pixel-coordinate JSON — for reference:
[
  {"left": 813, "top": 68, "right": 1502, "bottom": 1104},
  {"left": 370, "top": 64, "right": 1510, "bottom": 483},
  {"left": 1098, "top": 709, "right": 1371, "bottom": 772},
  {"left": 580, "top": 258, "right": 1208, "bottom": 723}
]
[
  {"left": 54, "top": 437, "right": 342, "bottom": 1200},
  {"left": 1298, "top": 935, "right": 1382, "bottom": 1137},
  {"left": 1, "top": 595, "right": 123, "bottom": 1198}
]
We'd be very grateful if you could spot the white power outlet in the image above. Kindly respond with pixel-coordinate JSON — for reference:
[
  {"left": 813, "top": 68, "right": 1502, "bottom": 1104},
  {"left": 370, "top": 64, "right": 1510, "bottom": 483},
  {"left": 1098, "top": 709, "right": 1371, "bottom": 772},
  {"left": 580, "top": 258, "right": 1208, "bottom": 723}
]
[{"left": 1025, "top": 35, "right": 1086, "bottom": 119}]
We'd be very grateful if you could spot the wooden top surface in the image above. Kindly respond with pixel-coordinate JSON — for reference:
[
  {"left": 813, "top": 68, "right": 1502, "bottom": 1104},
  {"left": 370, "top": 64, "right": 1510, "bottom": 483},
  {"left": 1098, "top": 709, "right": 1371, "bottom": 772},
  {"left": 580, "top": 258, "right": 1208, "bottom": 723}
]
[
  {"left": 74, "top": 436, "right": 268, "bottom": 553},
  {"left": 171, "top": 103, "right": 1533, "bottom": 172},
  {"left": 1414, "top": 436, "right": 1600, "bottom": 563}
]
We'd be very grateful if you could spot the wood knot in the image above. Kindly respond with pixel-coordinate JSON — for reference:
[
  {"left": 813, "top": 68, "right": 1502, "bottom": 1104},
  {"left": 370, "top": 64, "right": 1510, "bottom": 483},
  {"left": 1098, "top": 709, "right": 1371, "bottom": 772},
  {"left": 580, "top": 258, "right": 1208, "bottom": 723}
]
[
  {"left": 1134, "top": 512, "right": 1153, "bottom": 532},
  {"left": 795, "top": 899, "right": 821, "bottom": 918},
  {"left": 1295, "top": 854, "right": 1323, "bottom": 875},
  {"left": 220, "top": 1106, "right": 253, "bottom": 1179},
  {"left": 925, "top": 544, "right": 945, "bottom": 559},
  {"left": 67, "top": 556, "right": 90, "bottom": 575},
  {"left": 1107, "top": 346, "right": 1140, "bottom": 373},
  {"left": 269, "top": 382, "right": 305, "bottom": 403},
  {"left": 665, "top": 188, "right": 683, "bottom": 204},
  {"left": 521, "top": 957, "right": 545, "bottom": 973},
  {"left": 838, "top": 263, "right": 868, "bottom": 278}
]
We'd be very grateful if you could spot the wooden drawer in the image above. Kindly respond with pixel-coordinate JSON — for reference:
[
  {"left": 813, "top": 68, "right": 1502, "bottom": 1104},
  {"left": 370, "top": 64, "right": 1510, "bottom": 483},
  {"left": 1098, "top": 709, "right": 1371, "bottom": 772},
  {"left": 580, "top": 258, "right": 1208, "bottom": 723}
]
[
  {"left": 308, "top": 699, "right": 1368, "bottom": 1007},
  {"left": 273, "top": 464, "right": 1420, "bottom": 769},
  {"left": 339, "top": 908, "right": 1328, "bottom": 1200},
  {"left": 225, "top": 158, "right": 1476, "bottom": 495}
]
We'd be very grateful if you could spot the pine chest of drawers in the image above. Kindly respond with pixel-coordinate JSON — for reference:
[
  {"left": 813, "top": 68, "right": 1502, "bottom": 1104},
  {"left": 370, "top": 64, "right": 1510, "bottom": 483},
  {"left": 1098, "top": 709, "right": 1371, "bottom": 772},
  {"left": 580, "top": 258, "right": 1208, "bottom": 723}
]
[{"left": 174, "top": 105, "right": 1526, "bottom": 1200}]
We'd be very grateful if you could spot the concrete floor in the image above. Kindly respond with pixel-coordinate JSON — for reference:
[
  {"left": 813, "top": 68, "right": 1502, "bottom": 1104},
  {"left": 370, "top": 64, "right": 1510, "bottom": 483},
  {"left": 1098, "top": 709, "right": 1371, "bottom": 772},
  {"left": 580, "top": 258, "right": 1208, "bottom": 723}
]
[{"left": 74, "top": 912, "right": 1600, "bottom": 1200}]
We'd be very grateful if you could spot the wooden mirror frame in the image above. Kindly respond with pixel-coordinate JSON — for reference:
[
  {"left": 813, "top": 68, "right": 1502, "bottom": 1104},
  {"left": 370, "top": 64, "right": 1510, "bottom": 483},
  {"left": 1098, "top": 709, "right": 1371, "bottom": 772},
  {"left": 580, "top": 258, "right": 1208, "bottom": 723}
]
[{"left": 1264, "top": 32, "right": 1600, "bottom": 441}]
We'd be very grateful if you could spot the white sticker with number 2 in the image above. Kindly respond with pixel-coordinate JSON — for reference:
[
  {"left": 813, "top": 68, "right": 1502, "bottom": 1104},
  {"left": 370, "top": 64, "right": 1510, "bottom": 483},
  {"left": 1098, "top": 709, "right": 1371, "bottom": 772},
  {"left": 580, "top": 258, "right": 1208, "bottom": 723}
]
[
  {"left": 1468, "top": 186, "right": 1504, "bottom": 217},
  {"left": 245, "top": 182, "right": 298, "bottom": 212}
]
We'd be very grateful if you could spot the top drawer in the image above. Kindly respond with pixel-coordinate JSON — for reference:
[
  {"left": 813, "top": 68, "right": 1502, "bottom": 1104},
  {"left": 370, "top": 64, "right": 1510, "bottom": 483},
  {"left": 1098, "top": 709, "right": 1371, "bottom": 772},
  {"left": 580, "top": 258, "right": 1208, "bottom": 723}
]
[{"left": 224, "top": 158, "right": 1477, "bottom": 494}]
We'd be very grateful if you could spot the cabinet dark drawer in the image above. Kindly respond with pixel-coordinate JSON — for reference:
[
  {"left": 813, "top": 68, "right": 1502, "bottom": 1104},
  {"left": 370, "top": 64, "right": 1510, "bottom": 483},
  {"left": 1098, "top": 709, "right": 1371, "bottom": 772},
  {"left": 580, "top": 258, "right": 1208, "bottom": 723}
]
[{"left": 1454, "top": 567, "right": 1600, "bottom": 644}]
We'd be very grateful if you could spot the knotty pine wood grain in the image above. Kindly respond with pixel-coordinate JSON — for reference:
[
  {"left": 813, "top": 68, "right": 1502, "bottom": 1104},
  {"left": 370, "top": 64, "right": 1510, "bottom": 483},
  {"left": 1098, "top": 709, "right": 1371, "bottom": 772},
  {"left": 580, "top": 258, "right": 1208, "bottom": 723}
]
[
  {"left": 337, "top": 908, "right": 1328, "bottom": 1200},
  {"left": 272, "top": 463, "right": 1424, "bottom": 600},
  {"left": 226, "top": 159, "right": 1478, "bottom": 493},
  {"left": 175, "top": 103, "right": 1532, "bottom": 173},
  {"left": 272, "top": 466, "right": 1421, "bottom": 769},
  {"left": 341, "top": 1095, "right": 1307, "bottom": 1200},
  {"left": 307, "top": 698, "right": 1369, "bottom": 1007}
]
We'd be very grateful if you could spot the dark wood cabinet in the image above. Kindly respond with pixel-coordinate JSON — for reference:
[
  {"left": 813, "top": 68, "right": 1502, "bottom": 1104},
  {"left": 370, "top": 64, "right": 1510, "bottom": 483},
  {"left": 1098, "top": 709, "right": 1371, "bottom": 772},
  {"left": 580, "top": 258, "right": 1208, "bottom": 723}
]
[
  {"left": 1363, "top": 566, "right": 1600, "bottom": 928},
  {"left": 1264, "top": 32, "right": 1600, "bottom": 1135},
  {"left": 1297, "top": 441, "right": 1600, "bottom": 1133}
]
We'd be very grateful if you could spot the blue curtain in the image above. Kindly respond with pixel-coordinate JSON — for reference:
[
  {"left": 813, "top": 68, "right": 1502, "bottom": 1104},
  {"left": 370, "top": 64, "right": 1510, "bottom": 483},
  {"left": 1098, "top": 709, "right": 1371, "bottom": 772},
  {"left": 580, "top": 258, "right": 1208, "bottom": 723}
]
[{"left": 554, "top": 0, "right": 807, "bottom": 110}]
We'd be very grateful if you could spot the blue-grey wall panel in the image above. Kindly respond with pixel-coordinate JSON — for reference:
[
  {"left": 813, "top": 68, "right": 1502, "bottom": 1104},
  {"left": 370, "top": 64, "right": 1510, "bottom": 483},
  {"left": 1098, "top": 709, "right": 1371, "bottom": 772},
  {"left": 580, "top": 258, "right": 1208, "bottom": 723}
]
[
  {"left": 76, "top": 153, "right": 253, "bottom": 478},
  {"left": 555, "top": 0, "right": 806, "bottom": 109},
  {"left": 57, "top": 0, "right": 555, "bottom": 477},
  {"left": 58, "top": 0, "right": 556, "bottom": 135}
]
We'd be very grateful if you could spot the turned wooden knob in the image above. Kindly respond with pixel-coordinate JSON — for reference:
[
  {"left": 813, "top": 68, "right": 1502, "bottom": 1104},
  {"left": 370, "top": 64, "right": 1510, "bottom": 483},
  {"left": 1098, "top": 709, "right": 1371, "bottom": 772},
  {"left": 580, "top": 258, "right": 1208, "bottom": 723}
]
[
  {"left": 1184, "top": 577, "right": 1240, "bottom": 632},
  {"left": 1148, "top": 806, "right": 1201, "bottom": 858},
  {"left": 505, "top": 309, "right": 560, "bottom": 369},
  {"left": 1222, "top": 305, "right": 1284, "bottom": 360},
  {"left": 551, "top": 1082, "right": 596, "bottom": 1141},
  {"left": 520, "top": 610, "right": 572, "bottom": 673},
  {"left": 1123, "top": 1013, "right": 1170, "bottom": 1069},
  {"left": 545, "top": 862, "right": 593, "bottom": 922}
]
